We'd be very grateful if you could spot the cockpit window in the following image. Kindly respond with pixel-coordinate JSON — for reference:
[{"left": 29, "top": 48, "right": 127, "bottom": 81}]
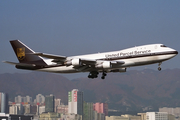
[{"left": 161, "top": 45, "right": 167, "bottom": 47}]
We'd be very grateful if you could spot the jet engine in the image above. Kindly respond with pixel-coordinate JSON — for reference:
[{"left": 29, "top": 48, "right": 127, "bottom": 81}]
[
  {"left": 96, "top": 61, "right": 112, "bottom": 69},
  {"left": 65, "top": 58, "right": 82, "bottom": 66}
]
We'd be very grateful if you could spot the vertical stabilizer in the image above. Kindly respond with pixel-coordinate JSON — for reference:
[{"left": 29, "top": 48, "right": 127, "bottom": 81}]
[{"left": 10, "top": 40, "right": 47, "bottom": 66}]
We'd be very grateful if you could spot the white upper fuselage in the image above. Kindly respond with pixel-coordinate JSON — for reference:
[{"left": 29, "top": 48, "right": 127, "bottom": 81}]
[{"left": 41, "top": 44, "right": 178, "bottom": 73}]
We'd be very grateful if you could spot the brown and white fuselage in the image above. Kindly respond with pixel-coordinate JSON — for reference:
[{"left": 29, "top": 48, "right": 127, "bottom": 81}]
[{"left": 4, "top": 40, "right": 178, "bottom": 79}]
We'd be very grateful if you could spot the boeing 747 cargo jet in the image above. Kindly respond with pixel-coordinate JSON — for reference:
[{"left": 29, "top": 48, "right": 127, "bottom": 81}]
[{"left": 4, "top": 40, "right": 178, "bottom": 79}]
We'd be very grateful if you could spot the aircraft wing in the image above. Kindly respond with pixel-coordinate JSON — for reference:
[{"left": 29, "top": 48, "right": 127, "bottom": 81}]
[
  {"left": 74, "top": 59, "right": 125, "bottom": 72},
  {"left": 80, "top": 58, "right": 97, "bottom": 65},
  {"left": 29, "top": 52, "right": 125, "bottom": 70},
  {"left": 32, "top": 53, "right": 67, "bottom": 62}
]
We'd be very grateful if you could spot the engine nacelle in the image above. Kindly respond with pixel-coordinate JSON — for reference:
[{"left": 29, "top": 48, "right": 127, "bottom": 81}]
[
  {"left": 96, "top": 61, "right": 112, "bottom": 69},
  {"left": 72, "top": 58, "right": 81, "bottom": 66},
  {"left": 65, "top": 58, "right": 81, "bottom": 66},
  {"left": 111, "top": 68, "right": 127, "bottom": 73}
]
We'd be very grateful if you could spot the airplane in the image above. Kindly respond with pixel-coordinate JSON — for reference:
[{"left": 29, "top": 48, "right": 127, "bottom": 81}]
[{"left": 4, "top": 40, "right": 178, "bottom": 79}]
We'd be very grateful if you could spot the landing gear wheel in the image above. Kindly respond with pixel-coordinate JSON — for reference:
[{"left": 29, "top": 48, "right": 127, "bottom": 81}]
[
  {"left": 88, "top": 75, "right": 93, "bottom": 78},
  {"left": 101, "top": 72, "right": 107, "bottom": 79},
  {"left": 88, "top": 71, "right": 99, "bottom": 79},
  {"left": 101, "top": 76, "right": 105, "bottom": 79},
  {"left": 158, "top": 67, "right": 161, "bottom": 71},
  {"left": 158, "top": 62, "right": 162, "bottom": 71},
  {"left": 103, "top": 72, "right": 107, "bottom": 76}
]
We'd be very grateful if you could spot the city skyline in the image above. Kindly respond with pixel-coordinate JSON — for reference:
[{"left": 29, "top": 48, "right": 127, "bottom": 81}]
[
  {"left": 0, "top": 69, "right": 180, "bottom": 112},
  {"left": 4, "top": 89, "right": 110, "bottom": 120},
  {"left": 2, "top": 90, "right": 180, "bottom": 120}
]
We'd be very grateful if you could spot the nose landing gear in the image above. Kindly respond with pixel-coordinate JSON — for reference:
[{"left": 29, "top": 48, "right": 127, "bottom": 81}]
[
  {"left": 158, "top": 67, "right": 161, "bottom": 71},
  {"left": 158, "top": 62, "right": 162, "bottom": 71}
]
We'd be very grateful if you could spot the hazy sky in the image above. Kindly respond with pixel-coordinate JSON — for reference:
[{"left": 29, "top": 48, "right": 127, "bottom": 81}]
[{"left": 0, "top": 1, "right": 180, "bottom": 78}]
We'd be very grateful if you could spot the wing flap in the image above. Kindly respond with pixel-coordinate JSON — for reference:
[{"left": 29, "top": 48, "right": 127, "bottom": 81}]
[
  {"left": 111, "top": 61, "right": 125, "bottom": 64},
  {"left": 73, "top": 65, "right": 90, "bottom": 71},
  {"left": 81, "top": 58, "right": 96, "bottom": 65}
]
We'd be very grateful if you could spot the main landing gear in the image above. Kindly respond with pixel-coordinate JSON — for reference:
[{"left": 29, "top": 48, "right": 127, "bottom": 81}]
[
  {"left": 101, "top": 72, "right": 107, "bottom": 79},
  {"left": 88, "top": 71, "right": 107, "bottom": 79},
  {"left": 88, "top": 71, "right": 99, "bottom": 79},
  {"left": 158, "top": 62, "right": 162, "bottom": 71}
]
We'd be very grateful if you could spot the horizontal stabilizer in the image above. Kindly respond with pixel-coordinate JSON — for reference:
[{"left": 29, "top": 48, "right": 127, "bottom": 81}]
[{"left": 3, "top": 61, "right": 36, "bottom": 67}]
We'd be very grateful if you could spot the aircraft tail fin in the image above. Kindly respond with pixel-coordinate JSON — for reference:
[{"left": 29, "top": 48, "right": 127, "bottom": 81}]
[{"left": 10, "top": 40, "right": 47, "bottom": 66}]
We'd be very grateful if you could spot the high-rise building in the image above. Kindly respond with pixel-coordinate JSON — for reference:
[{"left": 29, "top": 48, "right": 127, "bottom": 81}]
[
  {"left": 15, "top": 95, "right": 32, "bottom": 103},
  {"left": 68, "top": 89, "right": 83, "bottom": 116},
  {"left": 39, "top": 106, "right": 45, "bottom": 114},
  {"left": 9, "top": 104, "right": 18, "bottom": 114},
  {"left": 159, "top": 107, "right": 180, "bottom": 117},
  {"left": 94, "top": 111, "right": 105, "bottom": 120},
  {"left": 9, "top": 103, "right": 24, "bottom": 115},
  {"left": 56, "top": 105, "right": 68, "bottom": 114},
  {"left": 45, "top": 94, "right": 54, "bottom": 112},
  {"left": 146, "top": 112, "right": 168, "bottom": 120},
  {"left": 0, "top": 93, "right": 1, "bottom": 112},
  {"left": 84, "top": 102, "right": 94, "bottom": 120},
  {"left": 0, "top": 92, "right": 9, "bottom": 113},
  {"left": 138, "top": 113, "right": 146, "bottom": 120},
  {"left": 54, "top": 98, "right": 61, "bottom": 112},
  {"left": 24, "top": 104, "right": 31, "bottom": 114},
  {"left": 93, "top": 103, "right": 108, "bottom": 116},
  {"left": 15, "top": 95, "right": 23, "bottom": 103},
  {"left": 24, "top": 96, "right": 32, "bottom": 103},
  {"left": 35, "top": 94, "right": 45, "bottom": 104}
]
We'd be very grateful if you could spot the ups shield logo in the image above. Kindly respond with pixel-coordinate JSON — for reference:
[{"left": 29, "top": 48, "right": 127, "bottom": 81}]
[{"left": 17, "top": 47, "right": 25, "bottom": 60}]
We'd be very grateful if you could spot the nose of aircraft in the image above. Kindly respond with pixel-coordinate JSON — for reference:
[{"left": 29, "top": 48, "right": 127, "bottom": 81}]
[
  {"left": 175, "top": 50, "right": 178, "bottom": 55},
  {"left": 173, "top": 48, "right": 178, "bottom": 55},
  {"left": 172, "top": 49, "right": 178, "bottom": 57},
  {"left": 169, "top": 46, "right": 178, "bottom": 55},
  {"left": 168, "top": 47, "right": 178, "bottom": 57}
]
